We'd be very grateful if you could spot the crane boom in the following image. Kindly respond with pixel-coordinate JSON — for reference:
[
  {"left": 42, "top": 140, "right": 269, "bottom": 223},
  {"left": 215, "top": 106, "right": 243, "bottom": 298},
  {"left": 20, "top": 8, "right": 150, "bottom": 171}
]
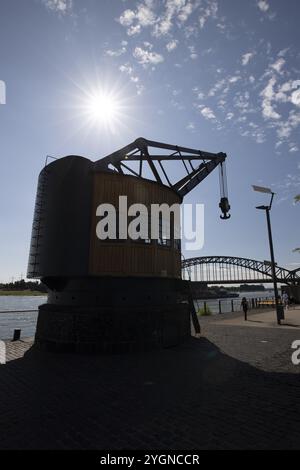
[{"left": 95, "top": 137, "right": 231, "bottom": 219}]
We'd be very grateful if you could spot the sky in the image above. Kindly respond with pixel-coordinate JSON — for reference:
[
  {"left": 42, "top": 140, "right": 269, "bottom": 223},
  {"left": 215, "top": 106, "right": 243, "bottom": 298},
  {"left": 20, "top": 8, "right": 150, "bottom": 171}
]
[{"left": 0, "top": 0, "right": 300, "bottom": 282}]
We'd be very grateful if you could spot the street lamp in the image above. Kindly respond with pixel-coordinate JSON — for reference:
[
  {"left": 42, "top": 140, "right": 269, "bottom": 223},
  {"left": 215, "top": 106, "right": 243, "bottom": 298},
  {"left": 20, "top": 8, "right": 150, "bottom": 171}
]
[{"left": 252, "top": 185, "right": 284, "bottom": 325}]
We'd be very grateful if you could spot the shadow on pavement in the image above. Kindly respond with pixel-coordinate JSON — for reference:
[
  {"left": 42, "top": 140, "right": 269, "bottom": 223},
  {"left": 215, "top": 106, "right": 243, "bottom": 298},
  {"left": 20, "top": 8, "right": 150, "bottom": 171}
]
[{"left": 0, "top": 337, "right": 300, "bottom": 450}]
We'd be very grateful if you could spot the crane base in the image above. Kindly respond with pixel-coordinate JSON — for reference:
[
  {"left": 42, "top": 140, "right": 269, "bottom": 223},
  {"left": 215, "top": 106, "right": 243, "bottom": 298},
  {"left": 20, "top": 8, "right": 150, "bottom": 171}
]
[{"left": 35, "top": 302, "right": 190, "bottom": 353}]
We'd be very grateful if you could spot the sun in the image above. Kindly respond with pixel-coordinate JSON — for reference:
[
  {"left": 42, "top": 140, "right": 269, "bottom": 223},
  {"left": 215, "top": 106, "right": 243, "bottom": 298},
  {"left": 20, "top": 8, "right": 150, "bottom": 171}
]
[
  {"left": 86, "top": 91, "right": 120, "bottom": 124},
  {"left": 70, "top": 79, "right": 135, "bottom": 135}
]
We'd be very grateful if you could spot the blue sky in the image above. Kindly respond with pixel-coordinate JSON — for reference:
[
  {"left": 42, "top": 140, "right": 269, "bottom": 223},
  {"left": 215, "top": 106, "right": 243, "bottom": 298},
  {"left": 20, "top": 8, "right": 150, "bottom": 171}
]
[{"left": 0, "top": 0, "right": 300, "bottom": 282}]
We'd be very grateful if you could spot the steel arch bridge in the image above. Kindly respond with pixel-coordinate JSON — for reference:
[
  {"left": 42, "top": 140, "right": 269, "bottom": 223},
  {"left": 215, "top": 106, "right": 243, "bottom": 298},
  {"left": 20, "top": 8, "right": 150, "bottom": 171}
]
[{"left": 182, "top": 256, "right": 300, "bottom": 285}]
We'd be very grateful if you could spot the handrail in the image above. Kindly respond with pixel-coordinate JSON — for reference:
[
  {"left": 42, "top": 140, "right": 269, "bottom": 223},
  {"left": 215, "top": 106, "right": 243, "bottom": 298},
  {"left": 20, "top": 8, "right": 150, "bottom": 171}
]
[{"left": 0, "top": 309, "right": 38, "bottom": 314}]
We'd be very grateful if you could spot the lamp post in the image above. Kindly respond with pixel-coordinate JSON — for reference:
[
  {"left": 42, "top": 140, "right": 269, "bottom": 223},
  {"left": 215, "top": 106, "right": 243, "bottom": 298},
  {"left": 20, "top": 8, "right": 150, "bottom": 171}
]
[{"left": 252, "top": 185, "right": 283, "bottom": 325}]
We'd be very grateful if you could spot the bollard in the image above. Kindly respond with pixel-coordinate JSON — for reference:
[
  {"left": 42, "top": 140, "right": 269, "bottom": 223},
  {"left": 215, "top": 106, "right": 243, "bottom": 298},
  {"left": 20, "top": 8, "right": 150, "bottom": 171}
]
[
  {"left": 12, "top": 329, "right": 21, "bottom": 342},
  {"left": 231, "top": 299, "right": 234, "bottom": 312},
  {"left": 204, "top": 301, "right": 207, "bottom": 315},
  {"left": 219, "top": 300, "right": 222, "bottom": 314}
]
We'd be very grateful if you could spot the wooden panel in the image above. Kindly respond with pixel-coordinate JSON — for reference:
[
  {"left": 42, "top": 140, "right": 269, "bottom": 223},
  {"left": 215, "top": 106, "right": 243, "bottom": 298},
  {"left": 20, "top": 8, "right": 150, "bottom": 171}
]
[{"left": 89, "top": 172, "right": 181, "bottom": 278}]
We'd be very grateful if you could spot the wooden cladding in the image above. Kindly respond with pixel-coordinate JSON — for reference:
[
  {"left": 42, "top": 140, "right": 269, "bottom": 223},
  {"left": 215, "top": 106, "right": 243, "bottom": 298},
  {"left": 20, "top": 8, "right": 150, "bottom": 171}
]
[{"left": 89, "top": 171, "right": 182, "bottom": 278}]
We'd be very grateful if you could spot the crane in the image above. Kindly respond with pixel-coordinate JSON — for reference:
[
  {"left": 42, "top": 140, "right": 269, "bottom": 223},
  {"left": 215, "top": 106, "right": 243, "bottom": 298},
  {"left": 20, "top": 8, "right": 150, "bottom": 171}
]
[{"left": 95, "top": 137, "right": 231, "bottom": 219}]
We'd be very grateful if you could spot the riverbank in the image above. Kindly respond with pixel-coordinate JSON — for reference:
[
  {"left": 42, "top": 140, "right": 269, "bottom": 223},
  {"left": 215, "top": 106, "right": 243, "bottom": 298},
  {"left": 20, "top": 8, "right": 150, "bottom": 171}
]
[{"left": 0, "top": 290, "right": 46, "bottom": 296}]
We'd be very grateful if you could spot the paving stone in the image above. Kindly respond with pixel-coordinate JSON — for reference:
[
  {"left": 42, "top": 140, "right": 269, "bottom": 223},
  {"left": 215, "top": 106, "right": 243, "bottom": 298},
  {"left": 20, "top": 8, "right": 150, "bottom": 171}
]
[{"left": 0, "top": 317, "right": 300, "bottom": 449}]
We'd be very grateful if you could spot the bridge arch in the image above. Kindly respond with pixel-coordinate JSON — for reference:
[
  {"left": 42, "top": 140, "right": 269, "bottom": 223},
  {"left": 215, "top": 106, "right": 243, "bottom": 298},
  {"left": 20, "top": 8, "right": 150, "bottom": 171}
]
[{"left": 181, "top": 256, "right": 300, "bottom": 285}]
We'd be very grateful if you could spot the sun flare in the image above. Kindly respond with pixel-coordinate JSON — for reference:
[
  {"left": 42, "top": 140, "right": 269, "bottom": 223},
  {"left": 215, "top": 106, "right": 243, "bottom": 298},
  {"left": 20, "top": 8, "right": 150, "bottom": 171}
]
[
  {"left": 87, "top": 91, "right": 119, "bottom": 123},
  {"left": 81, "top": 88, "right": 125, "bottom": 132},
  {"left": 74, "top": 80, "right": 133, "bottom": 135}
]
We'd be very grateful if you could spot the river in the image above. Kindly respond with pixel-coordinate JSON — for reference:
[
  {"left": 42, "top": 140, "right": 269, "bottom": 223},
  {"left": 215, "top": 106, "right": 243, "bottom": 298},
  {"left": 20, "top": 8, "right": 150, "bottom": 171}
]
[
  {"left": 0, "top": 291, "right": 274, "bottom": 340},
  {"left": 0, "top": 296, "right": 46, "bottom": 340},
  {"left": 194, "top": 290, "right": 274, "bottom": 314}
]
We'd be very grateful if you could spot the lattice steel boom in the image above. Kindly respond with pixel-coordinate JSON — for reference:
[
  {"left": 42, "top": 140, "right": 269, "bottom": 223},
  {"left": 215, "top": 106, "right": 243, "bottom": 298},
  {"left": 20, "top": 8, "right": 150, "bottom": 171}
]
[{"left": 95, "top": 137, "right": 231, "bottom": 219}]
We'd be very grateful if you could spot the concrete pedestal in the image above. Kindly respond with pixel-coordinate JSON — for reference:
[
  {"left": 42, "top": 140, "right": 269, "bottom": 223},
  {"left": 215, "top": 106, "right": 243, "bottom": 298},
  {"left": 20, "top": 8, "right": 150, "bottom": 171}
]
[
  {"left": 35, "top": 303, "right": 190, "bottom": 353},
  {"left": 35, "top": 277, "right": 191, "bottom": 353}
]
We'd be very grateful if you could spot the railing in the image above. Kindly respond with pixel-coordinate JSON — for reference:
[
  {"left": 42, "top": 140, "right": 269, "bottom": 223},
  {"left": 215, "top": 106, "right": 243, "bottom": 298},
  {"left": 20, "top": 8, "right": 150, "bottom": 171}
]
[
  {"left": 0, "top": 309, "right": 38, "bottom": 314},
  {"left": 195, "top": 296, "right": 277, "bottom": 315}
]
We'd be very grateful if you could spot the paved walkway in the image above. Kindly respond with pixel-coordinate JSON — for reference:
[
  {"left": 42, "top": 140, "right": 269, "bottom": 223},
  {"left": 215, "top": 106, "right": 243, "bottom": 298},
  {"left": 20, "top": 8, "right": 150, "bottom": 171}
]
[
  {"left": 215, "top": 305, "right": 300, "bottom": 329},
  {"left": 1, "top": 313, "right": 300, "bottom": 449}
]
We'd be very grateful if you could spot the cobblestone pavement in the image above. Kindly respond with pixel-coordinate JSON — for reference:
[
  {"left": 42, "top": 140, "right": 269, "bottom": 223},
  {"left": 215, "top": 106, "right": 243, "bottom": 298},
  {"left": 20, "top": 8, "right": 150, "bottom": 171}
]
[{"left": 1, "top": 316, "right": 300, "bottom": 450}]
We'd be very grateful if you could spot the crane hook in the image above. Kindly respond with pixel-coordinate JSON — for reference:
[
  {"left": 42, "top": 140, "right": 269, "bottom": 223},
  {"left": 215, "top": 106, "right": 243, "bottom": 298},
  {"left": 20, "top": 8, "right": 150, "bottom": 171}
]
[{"left": 219, "top": 197, "right": 231, "bottom": 220}]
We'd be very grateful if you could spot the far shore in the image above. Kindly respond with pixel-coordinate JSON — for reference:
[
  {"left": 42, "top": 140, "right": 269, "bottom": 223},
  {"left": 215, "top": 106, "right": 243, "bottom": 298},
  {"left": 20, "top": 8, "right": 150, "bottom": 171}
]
[{"left": 0, "top": 290, "right": 47, "bottom": 296}]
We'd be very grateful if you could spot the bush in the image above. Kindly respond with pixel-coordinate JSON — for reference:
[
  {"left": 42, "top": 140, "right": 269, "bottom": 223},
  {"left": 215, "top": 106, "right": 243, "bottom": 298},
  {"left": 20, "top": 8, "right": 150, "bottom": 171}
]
[{"left": 197, "top": 306, "right": 212, "bottom": 316}]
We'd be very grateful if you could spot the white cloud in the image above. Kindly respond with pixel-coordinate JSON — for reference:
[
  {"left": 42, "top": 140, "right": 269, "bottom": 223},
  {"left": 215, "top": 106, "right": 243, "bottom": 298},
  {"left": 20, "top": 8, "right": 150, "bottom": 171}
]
[
  {"left": 42, "top": 0, "right": 72, "bottom": 14},
  {"left": 143, "top": 41, "right": 153, "bottom": 50},
  {"left": 186, "top": 121, "right": 195, "bottom": 130},
  {"left": 199, "top": 17, "right": 206, "bottom": 28},
  {"left": 119, "top": 63, "right": 143, "bottom": 94},
  {"left": 118, "top": 1, "right": 217, "bottom": 37},
  {"left": 262, "top": 100, "right": 280, "bottom": 120},
  {"left": 178, "top": 1, "right": 195, "bottom": 22},
  {"left": 271, "top": 58, "right": 285, "bottom": 74},
  {"left": 200, "top": 106, "right": 216, "bottom": 120},
  {"left": 291, "top": 88, "right": 300, "bottom": 107},
  {"left": 136, "top": 4, "right": 156, "bottom": 26},
  {"left": 218, "top": 98, "right": 226, "bottom": 110},
  {"left": 257, "top": 0, "right": 269, "bottom": 12},
  {"left": 276, "top": 110, "right": 300, "bottom": 139},
  {"left": 226, "top": 112, "right": 234, "bottom": 120},
  {"left": 136, "top": 84, "right": 145, "bottom": 95},
  {"left": 208, "top": 78, "right": 225, "bottom": 97},
  {"left": 154, "top": 0, "right": 204, "bottom": 36},
  {"left": 119, "top": 9, "right": 136, "bottom": 26},
  {"left": 118, "top": 3, "right": 155, "bottom": 35},
  {"left": 105, "top": 47, "right": 126, "bottom": 57},
  {"left": 257, "top": 0, "right": 276, "bottom": 20},
  {"left": 271, "top": 80, "right": 300, "bottom": 106},
  {"left": 153, "top": 18, "right": 172, "bottom": 36},
  {"left": 127, "top": 24, "right": 142, "bottom": 36},
  {"left": 198, "top": 0, "right": 218, "bottom": 29},
  {"left": 242, "top": 52, "right": 254, "bottom": 66},
  {"left": 260, "top": 77, "right": 281, "bottom": 120},
  {"left": 278, "top": 48, "right": 290, "bottom": 57},
  {"left": 228, "top": 76, "right": 241, "bottom": 84},
  {"left": 234, "top": 91, "right": 250, "bottom": 113},
  {"left": 188, "top": 45, "right": 198, "bottom": 60},
  {"left": 289, "top": 145, "right": 298, "bottom": 153},
  {"left": 253, "top": 131, "right": 265, "bottom": 144},
  {"left": 166, "top": 39, "right": 178, "bottom": 52},
  {"left": 119, "top": 64, "right": 133, "bottom": 75},
  {"left": 193, "top": 87, "right": 205, "bottom": 100},
  {"left": 133, "top": 46, "right": 164, "bottom": 65}
]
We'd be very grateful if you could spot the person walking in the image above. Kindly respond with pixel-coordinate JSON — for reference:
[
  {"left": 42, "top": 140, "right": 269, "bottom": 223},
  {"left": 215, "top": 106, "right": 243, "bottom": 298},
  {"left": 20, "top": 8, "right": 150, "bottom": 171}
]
[
  {"left": 241, "top": 297, "right": 248, "bottom": 321},
  {"left": 282, "top": 292, "right": 289, "bottom": 310}
]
